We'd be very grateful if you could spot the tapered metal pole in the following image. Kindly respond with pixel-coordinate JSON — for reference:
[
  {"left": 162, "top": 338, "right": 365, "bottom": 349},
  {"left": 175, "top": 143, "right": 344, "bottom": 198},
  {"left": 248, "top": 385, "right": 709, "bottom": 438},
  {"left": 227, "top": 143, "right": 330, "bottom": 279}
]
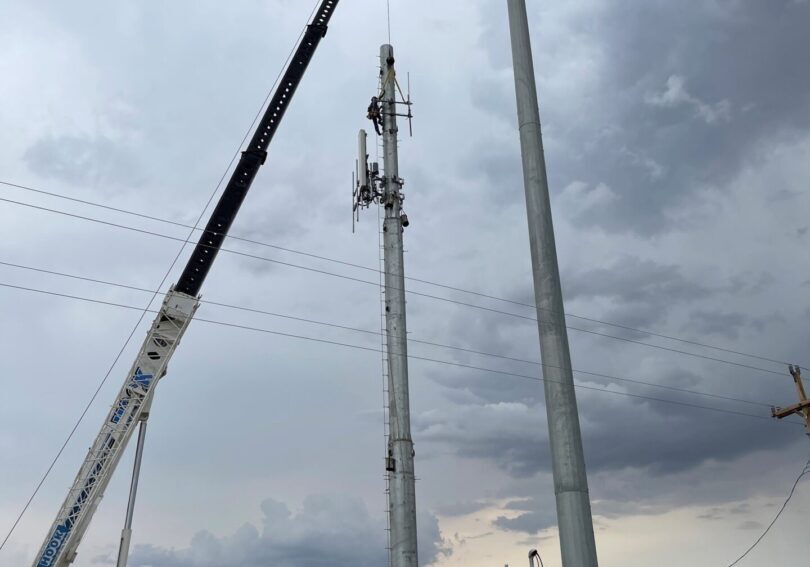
[
  {"left": 380, "top": 43, "right": 419, "bottom": 567},
  {"left": 506, "top": 1, "right": 599, "bottom": 566},
  {"left": 115, "top": 414, "right": 149, "bottom": 567}
]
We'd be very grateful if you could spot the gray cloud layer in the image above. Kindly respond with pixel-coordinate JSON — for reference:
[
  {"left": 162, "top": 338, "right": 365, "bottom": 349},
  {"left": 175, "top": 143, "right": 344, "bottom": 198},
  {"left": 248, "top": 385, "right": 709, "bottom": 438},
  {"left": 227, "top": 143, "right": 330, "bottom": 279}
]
[
  {"left": 478, "top": 0, "right": 810, "bottom": 235},
  {"left": 2, "top": 0, "right": 809, "bottom": 564},
  {"left": 94, "top": 496, "right": 447, "bottom": 567}
]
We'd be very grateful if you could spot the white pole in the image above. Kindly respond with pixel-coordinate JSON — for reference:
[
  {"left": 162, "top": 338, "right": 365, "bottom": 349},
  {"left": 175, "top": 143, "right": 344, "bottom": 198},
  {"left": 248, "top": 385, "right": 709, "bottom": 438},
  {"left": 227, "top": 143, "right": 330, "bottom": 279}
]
[
  {"left": 380, "top": 43, "right": 419, "bottom": 567},
  {"left": 115, "top": 414, "right": 149, "bottom": 567},
  {"left": 505, "top": 1, "right": 599, "bottom": 566}
]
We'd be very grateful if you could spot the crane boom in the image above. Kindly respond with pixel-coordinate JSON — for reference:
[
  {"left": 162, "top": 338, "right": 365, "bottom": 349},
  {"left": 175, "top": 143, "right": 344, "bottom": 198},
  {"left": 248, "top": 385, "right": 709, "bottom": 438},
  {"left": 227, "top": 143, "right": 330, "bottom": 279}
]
[{"left": 32, "top": 3, "right": 339, "bottom": 566}]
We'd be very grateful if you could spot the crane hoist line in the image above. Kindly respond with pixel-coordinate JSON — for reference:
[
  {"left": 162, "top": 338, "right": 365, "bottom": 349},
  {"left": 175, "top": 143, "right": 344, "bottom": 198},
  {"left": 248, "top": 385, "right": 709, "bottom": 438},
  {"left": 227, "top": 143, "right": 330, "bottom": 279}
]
[{"left": 31, "top": 2, "right": 340, "bottom": 567}]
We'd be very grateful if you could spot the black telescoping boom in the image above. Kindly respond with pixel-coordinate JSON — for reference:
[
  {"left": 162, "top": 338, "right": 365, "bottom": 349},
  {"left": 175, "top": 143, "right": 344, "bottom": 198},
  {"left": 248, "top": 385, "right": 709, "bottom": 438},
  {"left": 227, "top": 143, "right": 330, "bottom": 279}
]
[{"left": 176, "top": 0, "right": 339, "bottom": 296}]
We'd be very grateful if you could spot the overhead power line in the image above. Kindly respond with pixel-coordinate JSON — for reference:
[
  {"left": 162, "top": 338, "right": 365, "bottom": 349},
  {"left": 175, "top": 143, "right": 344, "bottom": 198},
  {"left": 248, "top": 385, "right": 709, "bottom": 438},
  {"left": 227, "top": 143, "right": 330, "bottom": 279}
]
[
  {"left": 0, "top": 259, "right": 777, "bottom": 409},
  {"left": 0, "top": 278, "right": 800, "bottom": 424},
  {"left": 0, "top": 193, "right": 792, "bottom": 379},
  {"left": 725, "top": 457, "right": 810, "bottom": 567},
  {"left": 0, "top": 179, "right": 798, "bottom": 369}
]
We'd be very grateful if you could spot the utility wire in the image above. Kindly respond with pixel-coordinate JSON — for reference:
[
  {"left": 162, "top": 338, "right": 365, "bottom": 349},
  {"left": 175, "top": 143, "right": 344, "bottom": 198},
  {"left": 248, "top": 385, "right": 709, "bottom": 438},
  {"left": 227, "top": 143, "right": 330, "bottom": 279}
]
[
  {"left": 0, "top": 194, "right": 791, "bottom": 379},
  {"left": 725, "top": 457, "right": 810, "bottom": 567},
  {"left": 0, "top": 260, "right": 777, "bottom": 409},
  {"left": 0, "top": 279, "right": 799, "bottom": 425},
  {"left": 0, "top": 260, "right": 378, "bottom": 337},
  {"left": 0, "top": 179, "right": 797, "bottom": 369},
  {"left": 0, "top": 0, "right": 322, "bottom": 551}
]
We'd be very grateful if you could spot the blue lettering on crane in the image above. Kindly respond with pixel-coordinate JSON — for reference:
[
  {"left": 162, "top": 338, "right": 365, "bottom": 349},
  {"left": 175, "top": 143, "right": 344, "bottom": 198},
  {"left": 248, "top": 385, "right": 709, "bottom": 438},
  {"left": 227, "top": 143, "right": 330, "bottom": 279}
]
[
  {"left": 131, "top": 367, "right": 154, "bottom": 389},
  {"left": 38, "top": 368, "right": 151, "bottom": 562},
  {"left": 111, "top": 397, "right": 130, "bottom": 425},
  {"left": 37, "top": 524, "right": 70, "bottom": 567},
  {"left": 36, "top": 434, "right": 116, "bottom": 566},
  {"left": 110, "top": 368, "right": 154, "bottom": 424}
]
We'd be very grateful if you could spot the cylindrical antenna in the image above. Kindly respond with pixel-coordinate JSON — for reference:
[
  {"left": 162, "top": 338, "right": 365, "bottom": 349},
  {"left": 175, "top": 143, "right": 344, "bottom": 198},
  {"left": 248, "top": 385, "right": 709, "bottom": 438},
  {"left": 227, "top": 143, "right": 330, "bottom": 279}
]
[{"left": 358, "top": 129, "right": 369, "bottom": 189}]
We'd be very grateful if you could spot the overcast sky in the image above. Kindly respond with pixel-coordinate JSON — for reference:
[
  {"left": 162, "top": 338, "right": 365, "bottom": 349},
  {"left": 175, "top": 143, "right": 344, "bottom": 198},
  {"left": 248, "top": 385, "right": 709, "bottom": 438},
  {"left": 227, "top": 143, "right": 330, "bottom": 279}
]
[{"left": 2, "top": 1, "right": 809, "bottom": 566}]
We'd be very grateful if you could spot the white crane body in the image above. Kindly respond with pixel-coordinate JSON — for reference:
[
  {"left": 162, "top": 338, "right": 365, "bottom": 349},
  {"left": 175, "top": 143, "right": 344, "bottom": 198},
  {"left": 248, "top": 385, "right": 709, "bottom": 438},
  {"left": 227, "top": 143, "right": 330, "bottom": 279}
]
[{"left": 34, "top": 291, "right": 198, "bottom": 567}]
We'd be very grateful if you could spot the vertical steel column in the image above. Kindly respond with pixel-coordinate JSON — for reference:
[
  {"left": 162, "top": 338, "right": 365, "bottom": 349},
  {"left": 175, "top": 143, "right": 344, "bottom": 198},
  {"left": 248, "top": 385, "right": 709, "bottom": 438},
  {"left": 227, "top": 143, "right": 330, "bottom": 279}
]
[
  {"left": 505, "top": 2, "right": 599, "bottom": 566},
  {"left": 115, "top": 415, "right": 149, "bottom": 567},
  {"left": 380, "top": 43, "right": 419, "bottom": 567}
]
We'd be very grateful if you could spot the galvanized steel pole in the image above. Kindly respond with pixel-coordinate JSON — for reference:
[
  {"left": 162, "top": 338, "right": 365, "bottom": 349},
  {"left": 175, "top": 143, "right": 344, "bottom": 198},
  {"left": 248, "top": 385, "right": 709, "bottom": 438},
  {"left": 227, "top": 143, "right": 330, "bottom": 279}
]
[
  {"left": 506, "top": 1, "right": 599, "bottom": 566},
  {"left": 380, "top": 43, "right": 419, "bottom": 567}
]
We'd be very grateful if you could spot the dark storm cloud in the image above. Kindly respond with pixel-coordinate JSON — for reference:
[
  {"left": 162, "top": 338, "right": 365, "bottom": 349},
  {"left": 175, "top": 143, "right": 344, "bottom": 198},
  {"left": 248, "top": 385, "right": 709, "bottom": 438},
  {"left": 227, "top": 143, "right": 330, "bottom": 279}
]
[
  {"left": 418, "top": 361, "right": 799, "bottom": 480},
  {"left": 562, "top": 256, "right": 720, "bottom": 331},
  {"left": 476, "top": 0, "right": 810, "bottom": 235},
  {"left": 490, "top": 445, "right": 807, "bottom": 535},
  {"left": 413, "top": 250, "right": 798, "bottom": 482},
  {"left": 686, "top": 310, "right": 748, "bottom": 340},
  {"left": 115, "top": 495, "right": 448, "bottom": 567},
  {"left": 417, "top": 348, "right": 542, "bottom": 409},
  {"left": 579, "top": 396, "right": 796, "bottom": 475},
  {"left": 493, "top": 510, "right": 556, "bottom": 535},
  {"left": 434, "top": 499, "right": 491, "bottom": 518},
  {"left": 725, "top": 271, "right": 776, "bottom": 297},
  {"left": 408, "top": 296, "right": 544, "bottom": 408},
  {"left": 492, "top": 497, "right": 559, "bottom": 535},
  {"left": 595, "top": 303, "right": 668, "bottom": 336},
  {"left": 415, "top": 397, "right": 548, "bottom": 478},
  {"left": 564, "top": 256, "right": 710, "bottom": 304},
  {"left": 4, "top": 0, "right": 810, "bottom": 563},
  {"left": 458, "top": 136, "right": 524, "bottom": 208}
]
